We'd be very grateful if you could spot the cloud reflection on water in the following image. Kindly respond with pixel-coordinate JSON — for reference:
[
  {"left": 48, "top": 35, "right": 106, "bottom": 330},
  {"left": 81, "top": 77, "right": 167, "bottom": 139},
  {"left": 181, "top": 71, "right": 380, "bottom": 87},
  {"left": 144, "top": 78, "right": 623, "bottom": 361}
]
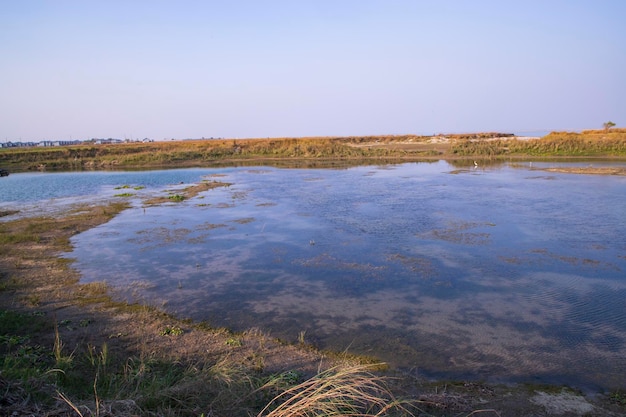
[{"left": 61, "top": 161, "right": 626, "bottom": 390}]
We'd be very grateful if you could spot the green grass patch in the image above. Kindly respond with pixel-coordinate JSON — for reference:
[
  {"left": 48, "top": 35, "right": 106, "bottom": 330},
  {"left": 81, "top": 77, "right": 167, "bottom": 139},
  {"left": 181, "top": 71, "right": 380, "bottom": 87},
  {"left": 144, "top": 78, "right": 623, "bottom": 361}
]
[
  {"left": 160, "top": 325, "right": 184, "bottom": 336},
  {"left": 610, "top": 391, "right": 626, "bottom": 406},
  {"left": 114, "top": 184, "right": 145, "bottom": 190},
  {"left": 226, "top": 337, "right": 243, "bottom": 347},
  {"left": 168, "top": 194, "right": 185, "bottom": 202},
  {"left": 0, "top": 230, "right": 40, "bottom": 245},
  {"left": 0, "top": 310, "right": 53, "bottom": 381},
  {"left": 0, "top": 309, "right": 50, "bottom": 335}
]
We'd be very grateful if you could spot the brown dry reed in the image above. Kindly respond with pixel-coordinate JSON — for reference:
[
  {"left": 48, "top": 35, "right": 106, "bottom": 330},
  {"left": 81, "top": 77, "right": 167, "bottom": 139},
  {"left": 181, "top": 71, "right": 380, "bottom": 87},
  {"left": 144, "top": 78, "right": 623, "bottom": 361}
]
[{"left": 257, "top": 364, "right": 417, "bottom": 417}]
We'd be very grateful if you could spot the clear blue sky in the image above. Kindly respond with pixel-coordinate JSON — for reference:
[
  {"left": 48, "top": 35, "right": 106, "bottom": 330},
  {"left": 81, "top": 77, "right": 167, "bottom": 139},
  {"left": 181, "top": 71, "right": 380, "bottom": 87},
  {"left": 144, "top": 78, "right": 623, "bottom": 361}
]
[{"left": 1, "top": 1, "right": 624, "bottom": 141}]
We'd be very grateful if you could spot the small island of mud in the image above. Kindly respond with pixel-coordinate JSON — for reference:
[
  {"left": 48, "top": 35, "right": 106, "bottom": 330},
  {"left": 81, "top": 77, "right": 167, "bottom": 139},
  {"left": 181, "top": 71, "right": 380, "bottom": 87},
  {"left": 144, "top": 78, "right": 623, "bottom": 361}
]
[{"left": 541, "top": 166, "right": 626, "bottom": 176}]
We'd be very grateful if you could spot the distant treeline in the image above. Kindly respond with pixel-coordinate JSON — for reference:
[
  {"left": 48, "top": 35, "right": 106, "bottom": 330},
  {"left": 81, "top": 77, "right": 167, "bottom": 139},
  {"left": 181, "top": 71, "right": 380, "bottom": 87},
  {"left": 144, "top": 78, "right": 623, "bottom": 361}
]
[{"left": 1, "top": 130, "right": 625, "bottom": 171}]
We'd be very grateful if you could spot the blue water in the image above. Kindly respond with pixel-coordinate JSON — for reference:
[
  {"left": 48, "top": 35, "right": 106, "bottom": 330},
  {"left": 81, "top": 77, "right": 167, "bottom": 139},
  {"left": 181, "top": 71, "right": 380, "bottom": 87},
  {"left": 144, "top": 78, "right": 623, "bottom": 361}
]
[
  {"left": 3, "top": 161, "right": 626, "bottom": 391},
  {"left": 0, "top": 169, "right": 216, "bottom": 204}
]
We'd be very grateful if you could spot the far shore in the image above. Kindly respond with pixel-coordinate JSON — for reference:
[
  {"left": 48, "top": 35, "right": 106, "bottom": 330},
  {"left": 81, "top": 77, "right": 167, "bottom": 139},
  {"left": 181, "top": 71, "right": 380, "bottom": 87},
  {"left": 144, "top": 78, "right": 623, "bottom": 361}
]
[{"left": 1, "top": 129, "right": 625, "bottom": 173}]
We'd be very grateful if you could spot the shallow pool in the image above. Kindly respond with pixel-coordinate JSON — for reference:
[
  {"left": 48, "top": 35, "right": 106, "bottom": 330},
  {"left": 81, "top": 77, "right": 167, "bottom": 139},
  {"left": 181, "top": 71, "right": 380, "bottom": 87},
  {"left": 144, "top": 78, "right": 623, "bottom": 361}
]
[{"left": 18, "top": 161, "right": 625, "bottom": 391}]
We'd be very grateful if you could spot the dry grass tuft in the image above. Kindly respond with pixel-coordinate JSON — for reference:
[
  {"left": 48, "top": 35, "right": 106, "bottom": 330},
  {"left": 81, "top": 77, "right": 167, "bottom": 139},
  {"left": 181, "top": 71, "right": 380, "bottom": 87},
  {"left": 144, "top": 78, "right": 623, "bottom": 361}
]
[{"left": 257, "top": 364, "right": 417, "bottom": 417}]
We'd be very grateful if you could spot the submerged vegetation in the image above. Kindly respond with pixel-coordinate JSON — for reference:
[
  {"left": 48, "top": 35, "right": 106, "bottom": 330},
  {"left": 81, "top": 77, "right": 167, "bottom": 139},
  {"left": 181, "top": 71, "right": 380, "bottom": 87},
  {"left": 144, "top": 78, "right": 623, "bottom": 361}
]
[{"left": 2, "top": 129, "right": 625, "bottom": 172}]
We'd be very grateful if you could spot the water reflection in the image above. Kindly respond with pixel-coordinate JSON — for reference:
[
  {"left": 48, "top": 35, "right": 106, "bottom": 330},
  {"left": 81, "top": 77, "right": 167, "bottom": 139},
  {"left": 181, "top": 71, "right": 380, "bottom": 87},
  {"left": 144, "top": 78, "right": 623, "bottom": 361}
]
[{"left": 57, "top": 161, "right": 626, "bottom": 391}]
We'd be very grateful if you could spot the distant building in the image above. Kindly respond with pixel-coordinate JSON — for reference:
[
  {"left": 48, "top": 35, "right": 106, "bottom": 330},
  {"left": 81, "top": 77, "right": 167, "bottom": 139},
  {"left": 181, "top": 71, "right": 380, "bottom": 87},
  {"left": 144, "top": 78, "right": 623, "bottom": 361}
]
[
  {"left": 94, "top": 138, "right": 124, "bottom": 145},
  {"left": 0, "top": 138, "right": 129, "bottom": 148}
]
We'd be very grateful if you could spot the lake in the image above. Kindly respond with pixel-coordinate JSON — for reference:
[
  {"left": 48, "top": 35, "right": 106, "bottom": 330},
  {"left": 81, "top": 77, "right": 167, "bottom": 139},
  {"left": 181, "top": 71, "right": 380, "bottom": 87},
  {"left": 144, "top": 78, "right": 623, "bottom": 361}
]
[{"left": 2, "top": 161, "right": 625, "bottom": 391}]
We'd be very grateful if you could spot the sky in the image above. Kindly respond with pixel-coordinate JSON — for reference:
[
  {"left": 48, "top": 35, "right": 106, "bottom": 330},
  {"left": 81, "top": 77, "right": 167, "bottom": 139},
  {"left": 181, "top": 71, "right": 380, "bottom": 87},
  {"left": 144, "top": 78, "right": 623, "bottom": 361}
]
[{"left": 1, "top": 1, "right": 625, "bottom": 141}]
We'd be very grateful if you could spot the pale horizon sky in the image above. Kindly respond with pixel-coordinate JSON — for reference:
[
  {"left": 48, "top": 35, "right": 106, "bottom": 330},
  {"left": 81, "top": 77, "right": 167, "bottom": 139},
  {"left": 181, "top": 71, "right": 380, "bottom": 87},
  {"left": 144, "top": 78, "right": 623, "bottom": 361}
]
[{"left": 1, "top": 1, "right": 625, "bottom": 141}]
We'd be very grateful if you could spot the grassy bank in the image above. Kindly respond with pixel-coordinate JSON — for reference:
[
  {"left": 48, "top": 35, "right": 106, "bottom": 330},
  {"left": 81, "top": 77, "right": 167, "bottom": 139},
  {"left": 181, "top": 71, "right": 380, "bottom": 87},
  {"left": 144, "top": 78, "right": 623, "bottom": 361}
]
[
  {"left": 2, "top": 130, "right": 625, "bottom": 172},
  {"left": 0, "top": 136, "right": 424, "bottom": 171},
  {"left": 450, "top": 129, "right": 626, "bottom": 157}
]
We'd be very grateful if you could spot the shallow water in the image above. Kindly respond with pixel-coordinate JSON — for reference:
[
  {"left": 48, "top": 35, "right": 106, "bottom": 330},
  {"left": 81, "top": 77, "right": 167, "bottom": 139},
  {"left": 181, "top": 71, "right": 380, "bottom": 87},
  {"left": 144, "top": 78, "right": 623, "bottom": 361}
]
[
  {"left": 0, "top": 169, "right": 216, "bottom": 218},
  {"left": 4, "top": 161, "right": 625, "bottom": 390}
]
